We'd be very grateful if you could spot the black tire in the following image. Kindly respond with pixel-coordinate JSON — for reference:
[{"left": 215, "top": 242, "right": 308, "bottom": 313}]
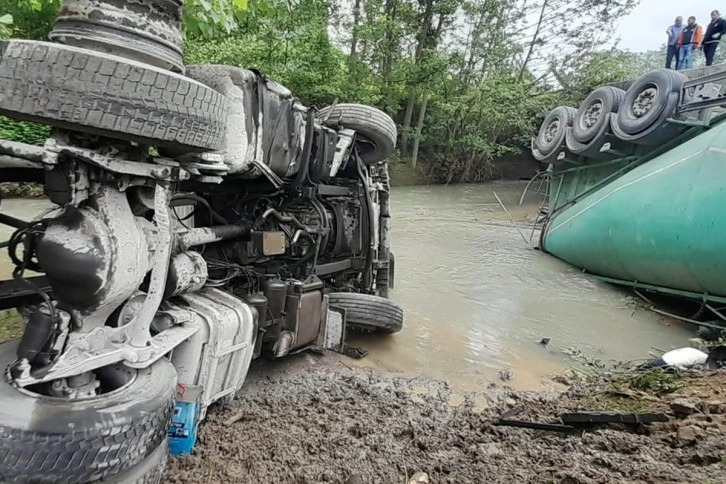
[
  {"left": 572, "top": 86, "right": 626, "bottom": 143},
  {"left": 317, "top": 104, "right": 396, "bottom": 164},
  {"left": 534, "top": 106, "right": 576, "bottom": 155},
  {"left": 328, "top": 292, "right": 403, "bottom": 334},
  {"left": 104, "top": 439, "right": 168, "bottom": 484},
  {"left": 0, "top": 40, "right": 227, "bottom": 152},
  {"left": 0, "top": 340, "right": 177, "bottom": 483},
  {"left": 615, "top": 68, "right": 685, "bottom": 136}
]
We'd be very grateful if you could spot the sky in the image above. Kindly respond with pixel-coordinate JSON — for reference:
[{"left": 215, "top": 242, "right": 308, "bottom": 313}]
[{"left": 614, "top": 0, "right": 718, "bottom": 52}]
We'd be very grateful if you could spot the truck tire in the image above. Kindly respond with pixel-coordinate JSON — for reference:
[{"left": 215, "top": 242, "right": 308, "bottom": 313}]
[
  {"left": 104, "top": 439, "right": 169, "bottom": 484},
  {"left": 614, "top": 68, "right": 685, "bottom": 136},
  {"left": 0, "top": 340, "right": 177, "bottom": 483},
  {"left": 572, "top": 86, "right": 625, "bottom": 143},
  {"left": 317, "top": 104, "right": 396, "bottom": 164},
  {"left": 0, "top": 40, "right": 227, "bottom": 152},
  {"left": 535, "top": 106, "right": 576, "bottom": 155},
  {"left": 328, "top": 292, "right": 403, "bottom": 333}
]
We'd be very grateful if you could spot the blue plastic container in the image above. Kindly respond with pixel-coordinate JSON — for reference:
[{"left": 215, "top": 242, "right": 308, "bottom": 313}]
[{"left": 168, "top": 385, "right": 202, "bottom": 456}]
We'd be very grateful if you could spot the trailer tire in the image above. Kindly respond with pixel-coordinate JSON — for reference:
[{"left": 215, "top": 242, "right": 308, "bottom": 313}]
[
  {"left": 317, "top": 104, "right": 397, "bottom": 164},
  {"left": 535, "top": 106, "right": 576, "bottom": 155},
  {"left": 572, "top": 86, "right": 626, "bottom": 143},
  {"left": 328, "top": 292, "right": 403, "bottom": 333},
  {"left": 615, "top": 68, "right": 685, "bottom": 136},
  {"left": 0, "top": 40, "right": 227, "bottom": 152},
  {"left": 0, "top": 340, "right": 177, "bottom": 483}
]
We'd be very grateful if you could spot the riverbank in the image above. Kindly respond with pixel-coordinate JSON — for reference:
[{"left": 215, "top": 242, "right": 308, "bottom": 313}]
[{"left": 164, "top": 351, "right": 725, "bottom": 483}]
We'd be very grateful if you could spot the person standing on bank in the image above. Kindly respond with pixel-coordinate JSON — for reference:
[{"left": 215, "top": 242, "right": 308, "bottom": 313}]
[
  {"left": 703, "top": 10, "right": 726, "bottom": 66},
  {"left": 677, "top": 16, "right": 703, "bottom": 70},
  {"left": 666, "top": 16, "right": 684, "bottom": 69}
]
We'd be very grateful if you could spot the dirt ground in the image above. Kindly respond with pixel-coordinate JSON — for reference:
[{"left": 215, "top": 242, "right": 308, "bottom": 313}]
[{"left": 164, "top": 352, "right": 726, "bottom": 484}]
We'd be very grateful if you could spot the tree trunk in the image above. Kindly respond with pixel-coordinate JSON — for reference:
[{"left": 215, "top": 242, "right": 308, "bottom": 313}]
[
  {"left": 401, "top": 0, "right": 435, "bottom": 155},
  {"left": 400, "top": 88, "right": 417, "bottom": 155},
  {"left": 518, "top": 0, "right": 548, "bottom": 82},
  {"left": 381, "top": 0, "right": 399, "bottom": 109},
  {"left": 410, "top": 88, "right": 430, "bottom": 169},
  {"left": 349, "top": 0, "right": 362, "bottom": 61}
]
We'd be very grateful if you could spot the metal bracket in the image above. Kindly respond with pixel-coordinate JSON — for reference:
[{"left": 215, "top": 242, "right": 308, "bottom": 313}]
[
  {"left": 44, "top": 139, "right": 191, "bottom": 182},
  {"left": 13, "top": 309, "right": 200, "bottom": 385}
]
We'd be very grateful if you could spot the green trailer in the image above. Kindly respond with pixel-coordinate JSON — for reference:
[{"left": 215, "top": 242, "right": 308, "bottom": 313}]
[{"left": 532, "top": 67, "right": 726, "bottom": 307}]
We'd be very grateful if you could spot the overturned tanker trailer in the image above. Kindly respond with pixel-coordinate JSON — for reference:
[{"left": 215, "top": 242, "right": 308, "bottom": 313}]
[
  {"left": 0, "top": 1, "right": 403, "bottom": 482},
  {"left": 531, "top": 66, "right": 726, "bottom": 308}
]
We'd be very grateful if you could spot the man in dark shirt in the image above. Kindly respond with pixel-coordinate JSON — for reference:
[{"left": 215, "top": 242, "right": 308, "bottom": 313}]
[{"left": 703, "top": 10, "right": 726, "bottom": 66}]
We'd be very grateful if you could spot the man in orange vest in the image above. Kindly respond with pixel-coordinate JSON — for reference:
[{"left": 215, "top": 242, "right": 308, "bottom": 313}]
[{"left": 676, "top": 16, "right": 704, "bottom": 70}]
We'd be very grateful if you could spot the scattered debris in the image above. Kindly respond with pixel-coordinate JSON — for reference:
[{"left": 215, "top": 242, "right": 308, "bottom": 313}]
[
  {"left": 343, "top": 347, "right": 369, "bottom": 359},
  {"left": 498, "top": 368, "right": 513, "bottom": 382},
  {"left": 408, "top": 472, "right": 429, "bottom": 483},
  {"left": 560, "top": 411, "right": 669, "bottom": 426},
  {"left": 706, "top": 345, "right": 726, "bottom": 369},
  {"left": 639, "top": 347, "right": 708, "bottom": 371},
  {"left": 494, "top": 418, "right": 576, "bottom": 433},
  {"left": 670, "top": 399, "right": 700, "bottom": 417},
  {"left": 223, "top": 412, "right": 245, "bottom": 426}
]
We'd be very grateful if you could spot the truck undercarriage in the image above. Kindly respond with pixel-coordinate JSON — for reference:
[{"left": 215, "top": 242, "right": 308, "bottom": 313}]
[{"left": 0, "top": 1, "right": 403, "bottom": 482}]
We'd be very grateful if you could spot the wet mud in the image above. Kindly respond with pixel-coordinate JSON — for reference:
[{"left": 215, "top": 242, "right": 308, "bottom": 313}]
[{"left": 164, "top": 353, "right": 726, "bottom": 484}]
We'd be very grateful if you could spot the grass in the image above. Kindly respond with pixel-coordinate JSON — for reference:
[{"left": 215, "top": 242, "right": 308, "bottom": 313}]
[{"left": 0, "top": 309, "right": 24, "bottom": 342}]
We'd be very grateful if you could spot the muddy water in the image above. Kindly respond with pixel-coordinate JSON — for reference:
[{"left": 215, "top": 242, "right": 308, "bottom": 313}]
[
  {"left": 348, "top": 182, "right": 694, "bottom": 391},
  {"left": 0, "top": 187, "right": 695, "bottom": 392}
]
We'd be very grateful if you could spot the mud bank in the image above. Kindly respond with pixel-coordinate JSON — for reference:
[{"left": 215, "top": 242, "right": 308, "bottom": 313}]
[{"left": 164, "top": 353, "right": 725, "bottom": 484}]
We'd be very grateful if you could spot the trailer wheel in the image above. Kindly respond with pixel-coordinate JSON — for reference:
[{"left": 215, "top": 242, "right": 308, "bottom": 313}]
[
  {"left": 328, "top": 293, "right": 403, "bottom": 333},
  {"left": 572, "top": 86, "right": 626, "bottom": 143},
  {"left": 615, "top": 68, "right": 685, "bottom": 136},
  {"left": 0, "top": 40, "right": 227, "bottom": 152},
  {"left": 534, "top": 106, "right": 577, "bottom": 156},
  {"left": 0, "top": 340, "right": 177, "bottom": 483},
  {"left": 316, "top": 104, "right": 397, "bottom": 164}
]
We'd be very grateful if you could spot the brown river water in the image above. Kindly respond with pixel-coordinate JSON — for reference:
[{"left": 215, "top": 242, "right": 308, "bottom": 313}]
[
  {"left": 0, "top": 183, "right": 694, "bottom": 391},
  {"left": 347, "top": 182, "right": 694, "bottom": 391}
]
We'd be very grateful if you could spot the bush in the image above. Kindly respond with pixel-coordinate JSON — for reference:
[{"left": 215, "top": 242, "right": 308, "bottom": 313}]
[{"left": 0, "top": 115, "right": 50, "bottom": 145}]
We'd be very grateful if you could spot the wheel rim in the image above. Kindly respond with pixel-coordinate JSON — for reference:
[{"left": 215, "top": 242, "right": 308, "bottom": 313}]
[
  {"left": 544, "top": 118, "right": 561, "bottom": 143},
  {"left": 12, "top": 363, "right": 138, "bottom": 400},
  {"left": 582, "top": 101, "right": 603, "bottom": 129},
  {"left": 632, "top": 85, "right": 658, "bottom": 118},
  {"left": 50, "top": 0, "right": 185, "bottom": 73}
]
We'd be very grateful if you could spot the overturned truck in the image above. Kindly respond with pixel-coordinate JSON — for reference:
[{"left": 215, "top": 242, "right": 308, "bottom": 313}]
[
  {"left": 0, "top": 1, "right": 403, "bottom": 482},
  {"left": 532, "top": 66, "right": 726, "bottom": 315}
]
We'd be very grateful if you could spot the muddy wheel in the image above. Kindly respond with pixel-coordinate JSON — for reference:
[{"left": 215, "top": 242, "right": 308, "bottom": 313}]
[
  {"left": 0, "top": 340, "right": 177, "bottom": 483},
  {"left": 572, "top": 86, "right": 626, "bottom": 143},
  {"left": 105, "top": 439, "right": 169, "bottom": 484},
  {"left": 328, "top": 292, "right": 403, "bottom": 334},
  {"left": 316, "top": 104, "right": 397, "bottom": 164},
  {"left": 614, "top": 68, "right": 686, "bottom": 136},
  {"left": 0, "top": 40, "right": 227, "bottom": 152},
  {"left": 534, "top": 106, "right": 576, "bottom": 156}
]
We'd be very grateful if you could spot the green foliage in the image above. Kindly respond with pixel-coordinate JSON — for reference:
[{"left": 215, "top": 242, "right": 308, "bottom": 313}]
[
  {"left": 0, "top": 310, "right": 23, "bottom": 343},
  {"left": 1, "top": 0, "right": 647, "bottom": 184},
  {"left": 0, "top": 116, "right": 50, "bottom": 145}
]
